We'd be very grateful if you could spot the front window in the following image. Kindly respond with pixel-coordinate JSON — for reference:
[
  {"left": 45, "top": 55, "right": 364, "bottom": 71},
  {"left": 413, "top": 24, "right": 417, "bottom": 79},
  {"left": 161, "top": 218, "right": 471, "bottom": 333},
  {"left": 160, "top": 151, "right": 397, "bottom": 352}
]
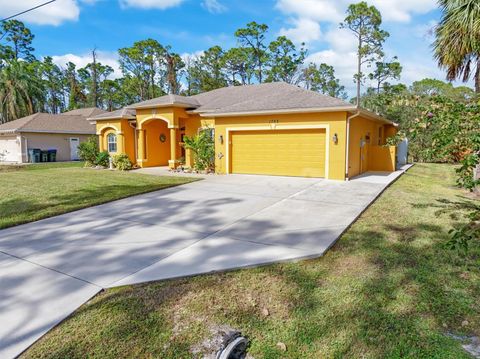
[{"left": 107, "top": 133, "right": 117, "bottom": 153}]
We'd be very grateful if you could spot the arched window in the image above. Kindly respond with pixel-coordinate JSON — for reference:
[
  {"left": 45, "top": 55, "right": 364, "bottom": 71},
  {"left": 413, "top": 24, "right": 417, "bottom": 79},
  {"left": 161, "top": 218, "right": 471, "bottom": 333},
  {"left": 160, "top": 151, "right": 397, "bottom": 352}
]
[{"left": 107, "top": 133, "right": 117, "bottom": 153}]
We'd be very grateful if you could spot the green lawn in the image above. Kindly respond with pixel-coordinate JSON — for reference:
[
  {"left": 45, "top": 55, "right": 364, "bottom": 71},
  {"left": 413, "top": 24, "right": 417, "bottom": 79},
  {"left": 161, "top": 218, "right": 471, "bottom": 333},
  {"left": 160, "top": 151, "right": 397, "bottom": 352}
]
[
  {"left": 22, "top": 163, "right": 480, "bottom": 358},
  {"left": 0, "top": 162, "right": 198, "bottom": 229}
]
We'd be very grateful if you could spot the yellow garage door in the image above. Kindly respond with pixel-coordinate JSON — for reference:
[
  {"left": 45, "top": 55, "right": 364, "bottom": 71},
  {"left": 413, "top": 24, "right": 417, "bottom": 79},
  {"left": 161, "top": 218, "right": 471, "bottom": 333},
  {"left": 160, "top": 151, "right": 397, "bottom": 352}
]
[{"left": 230, "top": 129, "right": 326, "bottom": 177}]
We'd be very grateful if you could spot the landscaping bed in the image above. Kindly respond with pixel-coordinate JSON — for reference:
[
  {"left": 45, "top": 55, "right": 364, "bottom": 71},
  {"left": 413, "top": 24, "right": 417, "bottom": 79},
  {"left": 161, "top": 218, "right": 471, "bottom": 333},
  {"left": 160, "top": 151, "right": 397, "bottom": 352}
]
[
  {"left": 21, "top": 163, "right": 480, "bottom": 358},
  {"left": 0, "top": 162, "right": 198, "bottom": 229}
]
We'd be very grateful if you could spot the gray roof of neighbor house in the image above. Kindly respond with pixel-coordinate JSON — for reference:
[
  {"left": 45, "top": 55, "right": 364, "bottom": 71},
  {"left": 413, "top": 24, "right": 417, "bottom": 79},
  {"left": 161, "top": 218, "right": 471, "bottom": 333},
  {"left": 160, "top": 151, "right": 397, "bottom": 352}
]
[
  {"left": 88, "top": 82, "right": 394, "bottom": 125},
  {"left": 0, "top": 108, "right": 102, "bottom": 134},
  {"left": 62, "top": 107, "right": 107, "bottom": 117}
]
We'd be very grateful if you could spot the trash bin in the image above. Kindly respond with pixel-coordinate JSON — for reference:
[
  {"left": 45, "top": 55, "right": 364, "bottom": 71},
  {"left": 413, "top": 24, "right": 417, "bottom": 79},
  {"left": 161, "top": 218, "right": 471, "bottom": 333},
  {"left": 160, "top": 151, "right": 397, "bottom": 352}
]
[
  {"left": 48, "top": 149, "right": 57, "bottom": 162},
  {"left": 40, "top": 150, "right": 49, "bottom": 162},
  {"left": 28, "top": 148, "right": 41, "bottom": 163}
]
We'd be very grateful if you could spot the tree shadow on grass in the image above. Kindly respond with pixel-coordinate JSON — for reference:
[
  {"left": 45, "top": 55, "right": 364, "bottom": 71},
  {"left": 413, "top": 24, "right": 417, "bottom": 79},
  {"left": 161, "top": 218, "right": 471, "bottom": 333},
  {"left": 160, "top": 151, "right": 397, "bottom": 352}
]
[
  {"left": 0, "top": 181, "right": 193, "bottom": 229},
  {"left": 253, "top": 220, "right": 477, "bottom": 358}
]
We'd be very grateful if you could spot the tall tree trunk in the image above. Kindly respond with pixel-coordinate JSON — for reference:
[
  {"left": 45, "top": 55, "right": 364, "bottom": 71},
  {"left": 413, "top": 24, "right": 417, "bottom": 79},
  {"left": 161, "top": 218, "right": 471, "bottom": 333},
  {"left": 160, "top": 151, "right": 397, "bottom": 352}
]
[
  {"left": 92, "top": 49, "right": 98, "bottom": 107},
  {"left": 356, "top": 38, "right": 362, "bottom": 107}
]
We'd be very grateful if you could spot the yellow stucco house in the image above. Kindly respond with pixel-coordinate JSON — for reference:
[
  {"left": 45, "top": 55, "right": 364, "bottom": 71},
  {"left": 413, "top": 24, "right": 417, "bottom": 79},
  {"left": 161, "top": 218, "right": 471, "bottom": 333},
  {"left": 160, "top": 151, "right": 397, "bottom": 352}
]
[{"left": 88, "top": 82, "right": 397, "bottom": 181}]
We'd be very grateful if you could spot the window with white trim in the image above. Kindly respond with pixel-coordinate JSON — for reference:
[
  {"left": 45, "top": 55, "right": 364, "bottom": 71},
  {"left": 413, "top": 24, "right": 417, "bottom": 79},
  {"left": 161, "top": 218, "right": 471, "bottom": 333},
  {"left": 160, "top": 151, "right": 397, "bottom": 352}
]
[{"left": 107, "top": 133, "right": 117, "bottom": 152}]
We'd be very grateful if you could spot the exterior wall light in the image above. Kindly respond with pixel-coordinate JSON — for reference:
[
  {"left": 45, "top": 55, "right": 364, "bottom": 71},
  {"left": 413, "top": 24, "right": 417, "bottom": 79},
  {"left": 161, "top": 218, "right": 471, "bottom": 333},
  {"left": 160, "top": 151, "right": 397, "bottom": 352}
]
[
  {"left": 332, "top": 133, "right": 338, "bottom": 144},
  {"left": 219, "top": 134, "right": 224, "bottom": 145}
]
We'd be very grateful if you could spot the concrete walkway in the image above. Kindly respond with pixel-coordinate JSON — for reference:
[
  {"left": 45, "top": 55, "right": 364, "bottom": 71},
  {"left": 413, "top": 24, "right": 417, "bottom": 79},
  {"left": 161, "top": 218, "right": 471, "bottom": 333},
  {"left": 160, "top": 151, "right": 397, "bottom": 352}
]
[{"left": 0, "top": 166, "right": 410, "bottom": 358}]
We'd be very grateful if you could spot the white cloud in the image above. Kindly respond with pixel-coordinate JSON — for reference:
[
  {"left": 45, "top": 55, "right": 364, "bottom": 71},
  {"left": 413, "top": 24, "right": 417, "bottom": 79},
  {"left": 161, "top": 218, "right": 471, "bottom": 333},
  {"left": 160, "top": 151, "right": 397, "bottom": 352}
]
[
  {"left": 51, "top": 51, "right": 121, "bottom": 79},
  {"left": 305, "top": 49, "right": 358, "bottom": 93},
  {"left": 276, "top": 0, "right": 344, "bottom": 23},
  {"left": 275, "top": 0, "right": 437, "bottom": 25},
  {"left": 0, "top": 0, "right": 80, "bottom": 26},
  {"left": 323, "top": 27, "right": 356, "bottom": 52},
  {"left": 279, "top": 18, "right": 322, "bottom": 44},
  {"left": 277, "top": 0, "right": 442, "bottom": 97},
  {"left": 119, "top": 0, "right": 184, "bottom": 9},
  {"left": 202, "top": 0, "right": 227, "bottom": 14},
  {"left": 180, "top": 50, "right": 204, "bottom": 63},
  {"left": 369, "top": 0, "right": 437, "bottom": 22}
]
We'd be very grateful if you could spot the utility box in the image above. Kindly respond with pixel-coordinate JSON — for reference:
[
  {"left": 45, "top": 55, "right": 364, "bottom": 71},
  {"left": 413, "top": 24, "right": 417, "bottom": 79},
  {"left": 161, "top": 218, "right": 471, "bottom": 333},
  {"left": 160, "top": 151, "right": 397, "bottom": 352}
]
[{"left": 397, "top": 138, "right": 408, "bottom": 169}]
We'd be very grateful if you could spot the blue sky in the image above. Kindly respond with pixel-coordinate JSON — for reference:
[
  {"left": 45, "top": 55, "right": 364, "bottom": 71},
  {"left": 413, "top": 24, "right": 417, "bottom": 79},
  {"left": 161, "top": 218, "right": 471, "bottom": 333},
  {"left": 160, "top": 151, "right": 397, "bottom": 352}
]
[{"left": 1, "top": 0, "right": 471, "bottom": 95}]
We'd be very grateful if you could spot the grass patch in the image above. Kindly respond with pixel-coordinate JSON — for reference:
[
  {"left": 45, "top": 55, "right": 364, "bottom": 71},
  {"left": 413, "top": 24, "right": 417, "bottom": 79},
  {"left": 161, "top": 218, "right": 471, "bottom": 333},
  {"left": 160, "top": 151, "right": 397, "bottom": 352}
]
[
  {"left": 0, "top": 162, "right": 198, "bottom": 229},
  {"left": 22, "top": 164, "right": 480, "bottom": 358}
]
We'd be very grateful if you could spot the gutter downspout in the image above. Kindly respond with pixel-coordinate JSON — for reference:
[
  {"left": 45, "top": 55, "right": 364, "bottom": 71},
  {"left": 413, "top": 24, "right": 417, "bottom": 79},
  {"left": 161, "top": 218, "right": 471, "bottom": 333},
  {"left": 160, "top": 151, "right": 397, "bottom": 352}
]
[{"left": 345, "top": 110, "right": 361, "bottom": 181}]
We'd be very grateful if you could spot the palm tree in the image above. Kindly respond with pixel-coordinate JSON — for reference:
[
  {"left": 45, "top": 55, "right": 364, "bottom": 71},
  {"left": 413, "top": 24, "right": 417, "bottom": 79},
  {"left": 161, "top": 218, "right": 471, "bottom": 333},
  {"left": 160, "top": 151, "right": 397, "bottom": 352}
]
[
  {"left": 0, "top": 60, "right": 44, "bottom": 123},
  {"left": 434, "top": 0, "right": 480, "bottom": 93}
]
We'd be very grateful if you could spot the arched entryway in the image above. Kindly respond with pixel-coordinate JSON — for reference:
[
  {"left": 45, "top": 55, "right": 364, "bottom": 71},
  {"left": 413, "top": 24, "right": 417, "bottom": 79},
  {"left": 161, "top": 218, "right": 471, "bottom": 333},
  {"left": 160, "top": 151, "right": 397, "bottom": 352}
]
[{"left": 140, "top": 118, "right": 171, "bottom": 167}]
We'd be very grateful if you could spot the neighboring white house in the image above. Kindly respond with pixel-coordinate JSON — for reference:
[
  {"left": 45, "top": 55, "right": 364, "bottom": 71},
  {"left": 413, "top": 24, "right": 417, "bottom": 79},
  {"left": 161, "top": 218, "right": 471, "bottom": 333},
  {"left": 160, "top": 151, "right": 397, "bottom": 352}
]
[{"left": 0, "top": 108, "right": 106, "bottom": 163}]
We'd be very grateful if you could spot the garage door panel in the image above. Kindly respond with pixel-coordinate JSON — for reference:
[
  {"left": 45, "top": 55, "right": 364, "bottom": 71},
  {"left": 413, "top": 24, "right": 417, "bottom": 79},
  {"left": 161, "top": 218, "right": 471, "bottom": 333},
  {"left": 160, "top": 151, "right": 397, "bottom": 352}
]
[
  {"left": 0, "top": 137, "right": 20, "bottom": 162},
  {"left": 231, "top": 129, "right": 326, "bottom": 178}
]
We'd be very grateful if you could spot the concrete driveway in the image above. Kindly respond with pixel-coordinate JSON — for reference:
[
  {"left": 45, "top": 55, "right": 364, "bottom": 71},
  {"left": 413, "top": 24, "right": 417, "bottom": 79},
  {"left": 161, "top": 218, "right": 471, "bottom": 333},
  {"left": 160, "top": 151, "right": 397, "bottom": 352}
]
[{"left": 0, "top": 168, "right": 408, "bottom": 358}]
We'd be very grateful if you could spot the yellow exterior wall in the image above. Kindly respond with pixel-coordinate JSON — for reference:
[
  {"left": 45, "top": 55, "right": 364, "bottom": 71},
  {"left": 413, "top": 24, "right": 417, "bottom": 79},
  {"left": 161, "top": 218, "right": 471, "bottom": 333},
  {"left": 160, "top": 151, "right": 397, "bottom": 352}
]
[
  {"left": 119, "top": 119, "right": 136, "bottom": 162},
  {"left": 96, "top": 119, "right": 135, "bottom": 163},
  {"left": 134, "top": 107, "right": 203, "bottom": 168},
  {"left": 143, "top": 119, "right": 171, "bottom": 166},
  {"left": 368, "top": 145, "right": 396, "bottom": 172},
  {"left": 384, "top": 124, "right": 397, "bottom": 140},
  {"left": 212, "top": 112, "right": 347, "bottom": 180},
  {"left": 348, "top": 116, "right": 398, "bottom": 177},
  {"left": 94, "top": 107, "right": 396, "bottom": 179}
]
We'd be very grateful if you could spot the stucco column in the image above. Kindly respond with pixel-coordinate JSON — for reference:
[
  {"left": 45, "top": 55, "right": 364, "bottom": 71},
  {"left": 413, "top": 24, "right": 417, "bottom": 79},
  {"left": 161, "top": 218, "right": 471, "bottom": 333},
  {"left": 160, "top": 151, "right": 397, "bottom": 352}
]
[
  {"left": 169, "top": 127, "right": 177, "bottom": 169},
  {"left": 98, "top": 134, "right": 105, "bottom": 152},
  {"left": 137, "top": 129, "right": 145, "bottom": 166}
]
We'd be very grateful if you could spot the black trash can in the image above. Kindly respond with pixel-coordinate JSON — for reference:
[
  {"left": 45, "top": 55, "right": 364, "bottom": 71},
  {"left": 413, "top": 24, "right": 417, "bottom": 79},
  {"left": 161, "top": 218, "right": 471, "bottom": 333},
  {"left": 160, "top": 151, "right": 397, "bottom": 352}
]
[
  {"left": 28, "top": 148, "right": 41, "bottom": 163},
  {"left": 40, "top": 150, "right": 49, "bottom": 162},
  {"left": 48, "top": 149, "right": 57, "bottom": 162}
]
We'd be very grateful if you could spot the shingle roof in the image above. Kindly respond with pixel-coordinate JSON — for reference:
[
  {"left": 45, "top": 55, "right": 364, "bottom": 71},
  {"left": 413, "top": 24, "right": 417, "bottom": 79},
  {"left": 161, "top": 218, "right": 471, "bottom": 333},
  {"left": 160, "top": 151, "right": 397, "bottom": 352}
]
[
  {"left": 88, "top": 108, "right": 136, "bottom": 121},
  {"left": 126, "top": 94, "right": 200, "bottom": 110},
  {"left": 0, "top": 110, "right": 97, "bottom": 134},
  {"left": 88, "top": 83, "right": 393, "bottom": 124},
  {"left": 110, "top": 82, "right": 351, "bottom": 116},
  {"left": 191, "top": 82, "right": 351, "bottom": 114},
  {"left": 62, "top": 107, "right": 107, "bottom": 117}
]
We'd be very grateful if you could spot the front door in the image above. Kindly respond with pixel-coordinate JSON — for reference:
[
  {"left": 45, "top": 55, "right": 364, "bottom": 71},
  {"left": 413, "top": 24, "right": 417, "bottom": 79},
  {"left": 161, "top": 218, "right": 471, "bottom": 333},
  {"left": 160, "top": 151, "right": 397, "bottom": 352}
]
[{"left": 69, "top": 137, "right": 80, "bottom": 160}]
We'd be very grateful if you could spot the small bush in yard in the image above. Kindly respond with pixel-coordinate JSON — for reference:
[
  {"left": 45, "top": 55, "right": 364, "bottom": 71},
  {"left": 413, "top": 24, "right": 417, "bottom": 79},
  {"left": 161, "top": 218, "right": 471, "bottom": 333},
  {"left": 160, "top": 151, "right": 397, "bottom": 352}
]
[
  {"left": 183, "top": 130, "right": 215, "bottom": 172},
  {"left": 77, "top": 136, "right": 99, "bottom": 166},
  {"left": 446, "top": 206, "right": 480, "bottom": 258},
  {"left": 95, "top": 151, "right": 110, "bottom": 167},
  {"left": 112, "top": 154, "right": 132, "bottom": 171}
]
